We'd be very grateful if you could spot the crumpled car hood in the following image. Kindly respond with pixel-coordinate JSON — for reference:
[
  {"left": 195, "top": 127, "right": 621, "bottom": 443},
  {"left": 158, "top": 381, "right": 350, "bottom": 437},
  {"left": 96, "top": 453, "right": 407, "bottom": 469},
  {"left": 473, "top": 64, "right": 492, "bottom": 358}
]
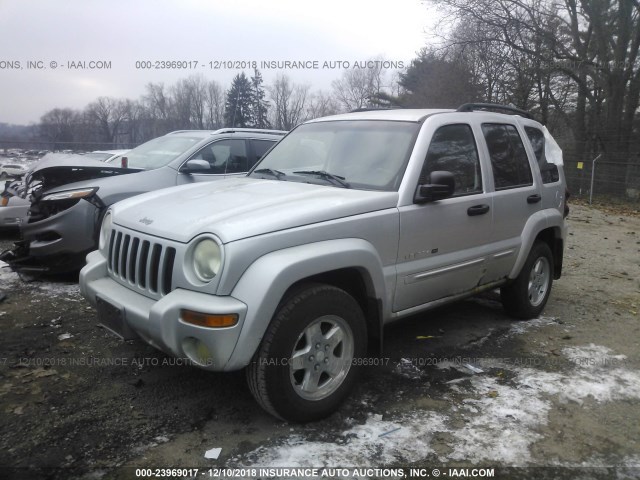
[{"left": 20, "top": 155, "right": 139, "bottom": 199}]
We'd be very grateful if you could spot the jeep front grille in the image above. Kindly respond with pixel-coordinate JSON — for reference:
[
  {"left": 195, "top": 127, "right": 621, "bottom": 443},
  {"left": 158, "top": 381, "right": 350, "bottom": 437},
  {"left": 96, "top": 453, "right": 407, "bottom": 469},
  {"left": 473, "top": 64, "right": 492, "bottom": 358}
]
[{"left": 107, "top": 228, "right": 176, "bottom": 297}]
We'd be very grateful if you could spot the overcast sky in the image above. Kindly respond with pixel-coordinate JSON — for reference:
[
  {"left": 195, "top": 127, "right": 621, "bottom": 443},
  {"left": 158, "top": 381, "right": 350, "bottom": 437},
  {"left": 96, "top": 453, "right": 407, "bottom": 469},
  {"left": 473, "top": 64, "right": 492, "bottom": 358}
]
[{"left": 0, "top": 0, "right": 435, "bottom": 125}]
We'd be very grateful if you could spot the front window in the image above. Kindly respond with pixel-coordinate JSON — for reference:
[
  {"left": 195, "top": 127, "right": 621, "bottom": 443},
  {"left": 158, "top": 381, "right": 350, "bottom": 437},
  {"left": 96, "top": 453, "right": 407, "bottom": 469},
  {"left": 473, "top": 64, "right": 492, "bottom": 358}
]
[
  {"left": 250, "top": 120, "right": 420, "bottom": 191},
  {"left": 126, "top": 136, "right": 202, "bottom": 170},
  {"left": 420, "top": 124, "right": 483, "bottom": 196}
]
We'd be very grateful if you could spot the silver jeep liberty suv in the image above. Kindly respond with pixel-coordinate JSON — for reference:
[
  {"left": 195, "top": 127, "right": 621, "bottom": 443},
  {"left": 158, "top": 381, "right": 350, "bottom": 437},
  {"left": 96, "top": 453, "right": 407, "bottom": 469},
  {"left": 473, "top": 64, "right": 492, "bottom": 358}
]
[{"left": 80, "top": 104, "right": 568, "bottom": 422}]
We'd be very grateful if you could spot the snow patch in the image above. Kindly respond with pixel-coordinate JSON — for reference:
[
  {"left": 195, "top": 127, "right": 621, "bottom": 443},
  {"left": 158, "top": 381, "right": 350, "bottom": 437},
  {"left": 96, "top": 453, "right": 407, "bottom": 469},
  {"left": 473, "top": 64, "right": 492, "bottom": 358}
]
[
  {"left": 0, "top": 261, "right": 19, "bottom": 288},
  {"left": 236, "top": 344, "right": 640, "bottom": 468},
  {"left": 34, "top": 281, "right": 81, "bottom": 298},
  {"left": 238, "top": 412, "right": 448, "bottom": 467},
  {"left": 508, "top": 315, "right": 558, "bottom": 336},
  {"left": 393, "top": 358, "right": 424, "bottom": 380},
  {"left": 448, "top": 375, "right": 551, "bottom": 465}
]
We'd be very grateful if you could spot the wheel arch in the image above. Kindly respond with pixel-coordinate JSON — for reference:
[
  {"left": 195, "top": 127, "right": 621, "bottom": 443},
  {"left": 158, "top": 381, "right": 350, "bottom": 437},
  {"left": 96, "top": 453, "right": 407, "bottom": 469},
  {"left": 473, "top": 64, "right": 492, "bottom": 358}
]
[
  {"left": 224, "top": 239, "right": 387, "bottom": 371},
  {"left": 534, "top": 227, "right": 564, "bottom": 279},
  {"left": 509, "top": 210, "right": 565, "bottom": 280},
  {"left": 282, "top": 268, "right": 383, "bottom": 357}
]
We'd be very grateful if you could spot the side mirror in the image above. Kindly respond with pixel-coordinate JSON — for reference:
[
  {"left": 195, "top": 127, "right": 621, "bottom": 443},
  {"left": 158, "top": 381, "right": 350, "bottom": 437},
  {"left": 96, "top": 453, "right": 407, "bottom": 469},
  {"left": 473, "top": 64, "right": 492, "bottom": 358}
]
[
  {"left": 182, "top": 159, "right": 211, "bottom": 173},
  {"left": 414, "top": 170, "right": 455, "bottom": 203}
]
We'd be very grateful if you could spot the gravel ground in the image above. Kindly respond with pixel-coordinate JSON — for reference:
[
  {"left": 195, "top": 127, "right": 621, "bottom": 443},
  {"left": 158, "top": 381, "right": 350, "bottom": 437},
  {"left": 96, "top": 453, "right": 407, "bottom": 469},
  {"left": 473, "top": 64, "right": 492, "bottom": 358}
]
[{"left": 0, "top": 202, "right": 639, "bottom": 480}]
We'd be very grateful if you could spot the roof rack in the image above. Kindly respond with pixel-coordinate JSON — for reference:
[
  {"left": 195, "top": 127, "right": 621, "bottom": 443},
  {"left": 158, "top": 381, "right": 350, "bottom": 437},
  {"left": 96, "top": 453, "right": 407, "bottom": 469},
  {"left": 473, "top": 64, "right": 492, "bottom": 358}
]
[
  {"left": 456, "top": 103, "right": 533, "bottom": 119},
  {"left": 212, "top": 128, "right": 288, "bottom": 135}
]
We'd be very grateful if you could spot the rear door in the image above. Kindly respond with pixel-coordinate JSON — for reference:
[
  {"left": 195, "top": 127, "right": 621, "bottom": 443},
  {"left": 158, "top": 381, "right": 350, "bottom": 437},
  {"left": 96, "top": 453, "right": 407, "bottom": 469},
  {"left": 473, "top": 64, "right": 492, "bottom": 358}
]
[{"left": 479, "top": 123, "right": 541, "bottom": 282}]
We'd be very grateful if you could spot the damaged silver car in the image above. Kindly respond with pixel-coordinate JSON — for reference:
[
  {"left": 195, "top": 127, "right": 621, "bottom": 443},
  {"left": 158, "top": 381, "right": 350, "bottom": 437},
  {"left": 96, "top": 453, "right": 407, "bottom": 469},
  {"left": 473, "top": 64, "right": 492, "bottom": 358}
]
[{"left": 1, "top": 129, "right": 285, "bottom": 274}]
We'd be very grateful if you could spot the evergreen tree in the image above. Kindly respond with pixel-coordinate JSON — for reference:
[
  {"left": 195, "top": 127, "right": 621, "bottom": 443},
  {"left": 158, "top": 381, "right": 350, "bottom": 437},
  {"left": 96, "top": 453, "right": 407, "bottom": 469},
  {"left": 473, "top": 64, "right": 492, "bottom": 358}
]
[
  {"left": 224, "top": 72, "right": 253, "bottom": 127},
  {"left": 250, "top": 68, "right": 270, "bottom": 128}
]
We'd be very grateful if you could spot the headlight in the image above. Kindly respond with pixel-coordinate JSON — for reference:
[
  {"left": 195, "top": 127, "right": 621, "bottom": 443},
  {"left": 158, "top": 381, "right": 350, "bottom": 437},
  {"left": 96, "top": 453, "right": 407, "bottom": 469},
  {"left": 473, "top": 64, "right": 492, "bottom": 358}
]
[
  {"left": 41, "top": 187, "right": 97, "bottom": 202},
  {"left": 99, "top": 211, "right": 112, "bottom": 251},
  {"left": 192, "top": 238, "right": 221, "bottom": 282}
]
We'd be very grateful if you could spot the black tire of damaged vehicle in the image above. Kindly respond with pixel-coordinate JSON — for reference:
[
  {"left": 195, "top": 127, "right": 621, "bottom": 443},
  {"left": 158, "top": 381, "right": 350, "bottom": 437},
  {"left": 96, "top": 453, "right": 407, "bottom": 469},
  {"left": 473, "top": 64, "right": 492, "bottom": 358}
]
[
  {"left": 246, "top": 283, "right": 367, "bottom": 422},
  {"left": 501, "top": 241, "right": 554, "bottom": 319}
]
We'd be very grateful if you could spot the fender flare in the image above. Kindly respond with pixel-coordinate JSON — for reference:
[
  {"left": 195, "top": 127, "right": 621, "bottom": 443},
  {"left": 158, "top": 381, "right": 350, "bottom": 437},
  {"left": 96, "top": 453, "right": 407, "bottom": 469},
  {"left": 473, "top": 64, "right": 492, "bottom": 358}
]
[
  {"left": 509, "top": 209, "right": 564, "bottom": 279},
  {"left": 224, "top": 238, "right": 387, "bottom": 370}
]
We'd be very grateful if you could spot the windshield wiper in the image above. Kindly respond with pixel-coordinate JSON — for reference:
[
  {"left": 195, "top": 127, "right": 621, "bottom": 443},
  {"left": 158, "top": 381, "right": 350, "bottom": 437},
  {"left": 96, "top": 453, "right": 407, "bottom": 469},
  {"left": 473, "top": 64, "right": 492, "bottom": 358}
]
[
  {"left": 293, "top": 170, "right": 350, "bottom": 188},
  {"left": 253, "top": 168, "right": 287, "bottom": 179}
]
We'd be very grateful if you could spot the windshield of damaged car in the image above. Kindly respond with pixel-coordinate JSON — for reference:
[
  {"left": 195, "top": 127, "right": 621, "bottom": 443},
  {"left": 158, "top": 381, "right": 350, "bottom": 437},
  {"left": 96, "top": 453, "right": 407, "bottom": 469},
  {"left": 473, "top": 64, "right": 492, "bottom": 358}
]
[
  {"left": 249, "top": 120, "right": 420, "bottom": 191},
  {"left": 125, "top": 136, "right": 202, "bottom": 169}
]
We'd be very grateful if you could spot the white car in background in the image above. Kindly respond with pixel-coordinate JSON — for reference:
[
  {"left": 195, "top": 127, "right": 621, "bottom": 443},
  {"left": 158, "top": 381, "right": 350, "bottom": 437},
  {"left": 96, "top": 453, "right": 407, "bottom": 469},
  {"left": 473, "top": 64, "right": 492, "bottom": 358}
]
[
  {"left": 0, "top": 163, "right": 27, "bottom": 179},
  {"left": 83, "top": 150, "right": 130, "bottom": 164},
  {"left": 0, "top": 194, "right": 29, "bottom": 231}
]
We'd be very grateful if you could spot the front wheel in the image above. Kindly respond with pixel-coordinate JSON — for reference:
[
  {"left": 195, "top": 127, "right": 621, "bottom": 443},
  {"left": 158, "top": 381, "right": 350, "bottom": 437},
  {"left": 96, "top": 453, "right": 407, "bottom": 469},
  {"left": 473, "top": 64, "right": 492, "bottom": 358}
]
[
  {"left": 501, "top": 241, "right": 554, "bottom": 319},
  {"left": 246, "top": 284, "right": 367, "bottom": 422}
]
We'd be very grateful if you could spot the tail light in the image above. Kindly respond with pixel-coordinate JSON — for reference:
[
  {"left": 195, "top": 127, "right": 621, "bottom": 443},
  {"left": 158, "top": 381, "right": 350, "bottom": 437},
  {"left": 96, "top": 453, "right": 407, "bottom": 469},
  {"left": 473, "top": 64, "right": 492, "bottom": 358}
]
[{"left": 121, "top": 156, "right": 128, "bottom": 168}]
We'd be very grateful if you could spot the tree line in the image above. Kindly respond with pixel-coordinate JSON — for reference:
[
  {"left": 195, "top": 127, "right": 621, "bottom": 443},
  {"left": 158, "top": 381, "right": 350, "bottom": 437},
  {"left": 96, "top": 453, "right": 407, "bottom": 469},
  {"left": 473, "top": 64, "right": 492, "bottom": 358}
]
[
  {"left": 7, "top": 0, "right": 640, "bottom": 194},
  {"left": 35, "top": 61, "right": 396, "bottom": 150}
]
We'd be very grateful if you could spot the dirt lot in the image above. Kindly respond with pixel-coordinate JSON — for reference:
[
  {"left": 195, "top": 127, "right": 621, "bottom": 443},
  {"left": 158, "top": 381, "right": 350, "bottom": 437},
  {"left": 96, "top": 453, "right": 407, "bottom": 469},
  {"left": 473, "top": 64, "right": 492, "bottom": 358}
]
[{"left": 1, "top": 202, "right": 639, "bottom": 480}]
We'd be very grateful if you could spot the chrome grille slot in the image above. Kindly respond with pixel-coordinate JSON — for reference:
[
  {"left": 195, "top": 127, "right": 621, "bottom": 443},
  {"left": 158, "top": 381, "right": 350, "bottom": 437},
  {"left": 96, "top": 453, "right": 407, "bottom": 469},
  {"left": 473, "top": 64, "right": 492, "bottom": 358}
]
[
  {"left": 149, "top": 244, "right": 162, "bottom": 293},
  {"left": 128, "top": 238, "right": 139, "bottom": 284},
  {"left": 138, "top": 240, "right": 150, "bottom": 288},
  {"left": 120, "top": 235, "right": 130, "bottom": 278},
  {"left": 112, "top": 232, "right": 122, "bottom": 275},
  {"left": 106, "top": 227, "right": 178, "bottom": 299}
]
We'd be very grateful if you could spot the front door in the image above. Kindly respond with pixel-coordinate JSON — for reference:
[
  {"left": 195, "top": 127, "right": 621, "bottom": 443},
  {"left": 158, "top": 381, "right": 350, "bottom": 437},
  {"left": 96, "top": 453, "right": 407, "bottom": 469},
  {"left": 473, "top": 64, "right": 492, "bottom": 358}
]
[{"left": 395, "top": 123, "right": 493, "bottom": 312}]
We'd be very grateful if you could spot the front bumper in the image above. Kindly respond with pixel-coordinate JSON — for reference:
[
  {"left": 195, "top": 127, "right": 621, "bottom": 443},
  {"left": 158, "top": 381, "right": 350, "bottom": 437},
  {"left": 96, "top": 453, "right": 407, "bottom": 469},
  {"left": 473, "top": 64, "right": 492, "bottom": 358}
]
[
  {"left": 80, "top": 251, "right": 248, "bottom": 371},
  {"left": 3, "top": 199, "right": 99, "bottom": 273}
]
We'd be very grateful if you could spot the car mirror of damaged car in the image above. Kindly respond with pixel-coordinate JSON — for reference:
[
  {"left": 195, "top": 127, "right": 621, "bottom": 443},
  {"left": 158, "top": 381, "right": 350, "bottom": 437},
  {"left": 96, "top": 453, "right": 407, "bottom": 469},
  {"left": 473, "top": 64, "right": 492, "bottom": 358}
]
[{"left": 181, "top": 160, "right": 212, "bottom": 174}]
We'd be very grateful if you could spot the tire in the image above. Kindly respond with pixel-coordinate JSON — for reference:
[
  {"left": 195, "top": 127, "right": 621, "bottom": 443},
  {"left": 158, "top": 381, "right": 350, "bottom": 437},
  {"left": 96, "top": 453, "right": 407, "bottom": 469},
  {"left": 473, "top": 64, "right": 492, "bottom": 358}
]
[
  {"left": 246, "top": 283, "right": 367, "bottom": 422},
  {"left": 501, "top": 241, "right": 554, "bottom": 320}
]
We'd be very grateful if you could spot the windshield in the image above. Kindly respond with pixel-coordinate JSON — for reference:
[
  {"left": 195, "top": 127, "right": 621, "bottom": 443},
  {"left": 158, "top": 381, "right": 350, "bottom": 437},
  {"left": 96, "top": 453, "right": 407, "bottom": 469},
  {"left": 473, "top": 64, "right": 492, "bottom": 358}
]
[
  {"left": 125, "top": 136, "right": 202, "bottom": 169},
  {"left": 250, "top": 120, "right": 420, "bottom": 191}
]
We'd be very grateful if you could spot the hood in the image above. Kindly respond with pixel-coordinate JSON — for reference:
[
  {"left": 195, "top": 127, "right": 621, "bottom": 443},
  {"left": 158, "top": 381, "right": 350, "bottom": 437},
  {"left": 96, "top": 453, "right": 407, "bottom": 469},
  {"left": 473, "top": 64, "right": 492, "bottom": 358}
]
[
  {"left": 23, "top": 155, "right": 139, "bottom": 199},
  {"left": 112, "top": 177, "right": 399, "bottom": 243}
]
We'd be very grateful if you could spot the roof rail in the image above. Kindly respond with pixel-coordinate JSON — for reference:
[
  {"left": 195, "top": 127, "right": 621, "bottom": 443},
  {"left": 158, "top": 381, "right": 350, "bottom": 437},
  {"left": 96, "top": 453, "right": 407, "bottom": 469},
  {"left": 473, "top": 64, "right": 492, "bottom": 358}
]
[
  {"left": 456, "top": 103, "right": 533, "bottom": 119},
  {"left": 165, "top": 130, "right": 217, "bottom": 135},
  {"left": 349, "top": 107, "right": 404, "bottom": 113},
  {"left": 211, "top": 128, "right": 288, "bottom": 135},
  {"left": 165, "top": 129, "right": 287, "bottom": 136}
]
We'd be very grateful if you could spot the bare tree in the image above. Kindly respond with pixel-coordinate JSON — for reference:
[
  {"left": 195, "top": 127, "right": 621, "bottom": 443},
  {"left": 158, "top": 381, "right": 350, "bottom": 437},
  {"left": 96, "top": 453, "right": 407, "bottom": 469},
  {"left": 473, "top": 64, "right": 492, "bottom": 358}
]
[
  {"left": 39, "top": 108, "right": 79, "bottom": 149},
  {"left": 186, "top": 75, "right": 208, "bottom": 129},
  {"left": 331, "top": 57, "right": 387, "bottom": 110},
  {"left": 433, "top": 0, "right": 640, "bottom": 190},
  {"left": 268, "top": 74, "right": 310, "bottom": 130},
  {"left": 171, "top": 79, "right": 195, "bottom": 129},
  {"left": 306, "top": 90, "right": 341, "bottom": 119},
  {"left": 205, "top": 80, "right": 226, "bottom": 129},
  {"left": 84, "top": 97, "right": 129, "bottom": 145}
]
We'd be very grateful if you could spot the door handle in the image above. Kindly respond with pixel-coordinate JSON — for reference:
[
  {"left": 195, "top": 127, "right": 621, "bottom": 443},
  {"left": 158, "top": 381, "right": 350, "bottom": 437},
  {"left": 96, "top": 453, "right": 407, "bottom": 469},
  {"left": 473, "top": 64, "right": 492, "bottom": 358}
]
[
  {"left": 467, "top": 204, "right": 490, "bottom": 216},
  {"left": 527, "top": 194, "right": 542, "bottom": 204}
]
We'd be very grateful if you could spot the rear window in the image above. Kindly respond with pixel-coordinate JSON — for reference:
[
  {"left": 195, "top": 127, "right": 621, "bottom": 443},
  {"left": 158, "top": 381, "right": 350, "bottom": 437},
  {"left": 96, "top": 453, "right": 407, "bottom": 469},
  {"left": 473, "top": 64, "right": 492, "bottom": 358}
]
[
  {"left": 524, "top": 126, "right": 559, "bottom": 184},
  {"left": 482, "top": 124, "right": 533, "bottom": 190}
]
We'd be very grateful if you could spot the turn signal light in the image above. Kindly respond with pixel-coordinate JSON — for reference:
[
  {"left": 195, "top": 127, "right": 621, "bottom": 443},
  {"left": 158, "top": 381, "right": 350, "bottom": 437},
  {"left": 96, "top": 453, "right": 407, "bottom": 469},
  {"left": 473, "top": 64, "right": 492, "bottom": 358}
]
[{"left": 181, "top": 310, "right": 238, "bottom": 328}]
